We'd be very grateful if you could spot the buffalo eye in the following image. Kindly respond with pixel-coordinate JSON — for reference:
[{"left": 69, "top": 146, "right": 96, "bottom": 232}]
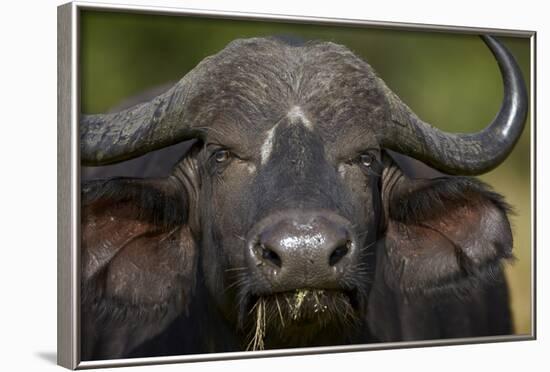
[
  {"left": 214, "top": 149, "right": 231, "bottom": 163},
  {"left": 360, "top": 153, "right": 375, "bottom": 168}
]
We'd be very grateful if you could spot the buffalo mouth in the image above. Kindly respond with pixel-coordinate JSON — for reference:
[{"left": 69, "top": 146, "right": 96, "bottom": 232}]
[{"left": 242, "top": 288, "right": 360, "bottom": 351}]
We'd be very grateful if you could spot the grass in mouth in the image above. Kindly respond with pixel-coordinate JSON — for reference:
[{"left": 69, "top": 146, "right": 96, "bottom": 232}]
[
  {"left": 247, "top": 298, "right": 266, "bottom": 351},
  {"left": 246, "top": 289, "right": 346, "bottom": 351}
]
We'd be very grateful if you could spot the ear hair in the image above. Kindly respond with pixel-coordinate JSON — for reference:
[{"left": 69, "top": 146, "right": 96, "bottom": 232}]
[
  {"left": 380, "top": 155, "right": 514, "bottom": 299},
  {"left": 390, "top": 176, "right": 513, "bottom": 226},
  {"left": 81, "top": 175, "right": 198, "bottom": 359},
  {"left": 83, "top": 177, "right": 187, "bottom": 227}
]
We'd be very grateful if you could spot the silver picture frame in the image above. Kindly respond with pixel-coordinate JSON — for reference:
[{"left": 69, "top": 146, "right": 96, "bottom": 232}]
[{"left": 57, "top": 1, "right": 537, "bottom": 369}]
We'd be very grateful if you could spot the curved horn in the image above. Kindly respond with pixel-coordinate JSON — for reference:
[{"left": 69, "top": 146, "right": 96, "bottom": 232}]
[
  {"left": 80, "top": 62, "right": 208, "bottom": 166},
  {"left": 378, "top": 35, "right": 528, "bottom": 175}
]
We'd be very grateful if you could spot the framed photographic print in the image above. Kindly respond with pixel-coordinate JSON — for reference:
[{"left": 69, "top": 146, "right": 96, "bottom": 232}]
[{"left": 57, "top": 1, "right": 535, "bottom": 369}]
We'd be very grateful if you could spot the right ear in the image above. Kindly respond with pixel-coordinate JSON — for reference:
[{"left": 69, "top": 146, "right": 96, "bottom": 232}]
[{"left": 81, "top": 151, "right": 200, "bottom": 360}]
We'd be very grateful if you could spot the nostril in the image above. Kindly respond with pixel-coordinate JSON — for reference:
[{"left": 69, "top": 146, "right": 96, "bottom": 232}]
[
  {"left": 257, "top": 243, "right": 282, "bottom": 268},
  {"left": 329, "top": 240, "right": 351, "bottom": 266}
]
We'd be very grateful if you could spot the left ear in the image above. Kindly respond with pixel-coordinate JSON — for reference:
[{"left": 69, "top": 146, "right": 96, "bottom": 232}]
[{"left": 380, "top": 158, "right": 513, "bottom": 298}]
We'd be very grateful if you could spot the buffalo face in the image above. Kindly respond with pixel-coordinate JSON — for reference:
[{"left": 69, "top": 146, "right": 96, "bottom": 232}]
[
  {"left": 179, "top": 40, "right": 394, "bottom": 347},
  {"left": 80, "top": 36, "right": 527, "bottom": 358}
]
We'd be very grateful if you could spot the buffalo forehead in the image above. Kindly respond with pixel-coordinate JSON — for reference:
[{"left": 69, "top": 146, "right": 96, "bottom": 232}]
[{"left": 196, "top": 38, "right": 387, "bottom": 154}]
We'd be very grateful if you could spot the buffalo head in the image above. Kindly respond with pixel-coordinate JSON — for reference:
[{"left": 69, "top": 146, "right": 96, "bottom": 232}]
[{"left": 80, "top": 35, "right": 527, "bottom": 359}]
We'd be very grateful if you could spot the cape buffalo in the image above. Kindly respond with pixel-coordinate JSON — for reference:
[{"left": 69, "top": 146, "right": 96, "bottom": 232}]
[{"left": 80, "top": 35, "right": 527, "bottom": 360}]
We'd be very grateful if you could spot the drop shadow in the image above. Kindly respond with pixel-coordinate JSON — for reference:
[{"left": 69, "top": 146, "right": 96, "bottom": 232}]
[{"left": 36, "top": 351, "right": 57, "bottom": 365}]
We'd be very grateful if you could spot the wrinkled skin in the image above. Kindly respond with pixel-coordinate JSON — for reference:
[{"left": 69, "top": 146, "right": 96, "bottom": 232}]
[
  {"left": 81, "top": 38, "right": 514, "bottom": 360},
  {"left": 176, "top": 40, "right": 393, "bottom": 343}
]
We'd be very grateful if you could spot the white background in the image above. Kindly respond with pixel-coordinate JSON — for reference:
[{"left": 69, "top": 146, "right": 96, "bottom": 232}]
[{"left": 0, "top": 0, "right": 546, "bottom": 370}]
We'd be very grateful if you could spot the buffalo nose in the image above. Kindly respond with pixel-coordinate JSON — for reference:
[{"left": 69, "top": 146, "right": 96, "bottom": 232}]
[{"left": 247, "top": 211, "right": 357, "bottom": 290}]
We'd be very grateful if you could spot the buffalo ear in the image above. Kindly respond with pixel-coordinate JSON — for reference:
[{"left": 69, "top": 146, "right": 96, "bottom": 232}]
[
  {"left": 81, "top": 177, "right": 197, "bottom": 359},
  {"left": 380, "top": 160, "right": 513, "bottom": 298}
]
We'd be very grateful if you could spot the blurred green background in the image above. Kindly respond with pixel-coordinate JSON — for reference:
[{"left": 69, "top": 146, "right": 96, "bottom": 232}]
[{"left": 80, "top": 10, "right": 532, "bottom": 335}]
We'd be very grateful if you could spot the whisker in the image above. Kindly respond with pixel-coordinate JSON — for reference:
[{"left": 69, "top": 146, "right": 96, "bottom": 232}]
[
  {"left": 233, "top": 233, "right": 247, "bottom": 242},
  {"left": 224, "top": 278, "right": 245, "bottom": 292},
  {"left": 225, "top": 267, "right": 247, "bottom": 272},
  {"left": 362, "top": 241, "right": 377, "bottom": 250}
]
